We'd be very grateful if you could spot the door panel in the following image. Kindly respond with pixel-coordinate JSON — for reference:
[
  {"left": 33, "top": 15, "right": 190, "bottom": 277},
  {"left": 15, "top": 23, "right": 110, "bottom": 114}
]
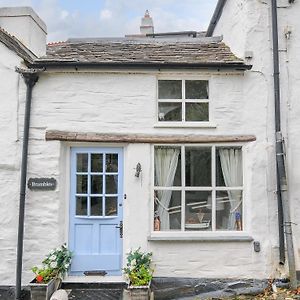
[{"left": 69, "top": 147, "right": 123, "bottom": 275}]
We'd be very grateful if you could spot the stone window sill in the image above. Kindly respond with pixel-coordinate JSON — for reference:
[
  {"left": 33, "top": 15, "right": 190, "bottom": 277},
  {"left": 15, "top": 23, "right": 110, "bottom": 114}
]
[
  {"left": 148, "top": 232, "right": 253, "bottom": 242},
  {"left": 154, "top": 122, "right": 217, "bottom": 128}
]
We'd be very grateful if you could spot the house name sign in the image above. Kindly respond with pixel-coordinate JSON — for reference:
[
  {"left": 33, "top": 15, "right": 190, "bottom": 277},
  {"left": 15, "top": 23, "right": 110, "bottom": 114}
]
[{"left": 28, "top": 178, "right": 57, "bottom": 191}]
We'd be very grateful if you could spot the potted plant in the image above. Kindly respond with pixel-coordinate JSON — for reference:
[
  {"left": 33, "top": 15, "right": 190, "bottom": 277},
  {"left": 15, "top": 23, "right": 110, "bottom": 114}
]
[
  {"left": 123, "top": 248, "right": 153, "bottom": 300},
  {"left": 29, "top": 243, "right": 72, "bottom": 300}
]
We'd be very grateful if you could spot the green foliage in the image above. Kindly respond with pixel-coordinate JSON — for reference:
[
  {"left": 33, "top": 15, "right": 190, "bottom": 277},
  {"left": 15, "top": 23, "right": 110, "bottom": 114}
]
[
  {"left": 123, "top": 248, "right": 153, "bottom": 286},
  {"left": 32, "top": 243, "right": 72, "bottom": 284},
  {"left": 31, "top": 266, "right": 57, "bottom": 284}
]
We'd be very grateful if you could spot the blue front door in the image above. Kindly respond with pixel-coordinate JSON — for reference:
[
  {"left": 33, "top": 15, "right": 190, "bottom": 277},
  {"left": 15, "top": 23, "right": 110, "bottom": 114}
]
[{"left": 69, "top": 147, "right": 123, "bottom": 275}]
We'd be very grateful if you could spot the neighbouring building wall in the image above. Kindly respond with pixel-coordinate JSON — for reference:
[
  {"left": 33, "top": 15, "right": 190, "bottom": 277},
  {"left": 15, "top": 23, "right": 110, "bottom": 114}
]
[
  {"left": 277, "top": 0, "right": 300, "bottom": 267},
  {"left": 0, "top": 43, "right": 22, "bottom": 285},
  {"left": 12, "top": 69, "right": 277, "bottom": 283},
  {"left": 214, "top": 0, "right": 300, "bottom": 273}
]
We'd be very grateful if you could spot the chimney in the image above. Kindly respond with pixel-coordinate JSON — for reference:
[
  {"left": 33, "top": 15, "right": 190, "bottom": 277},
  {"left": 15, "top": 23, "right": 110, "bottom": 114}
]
[
  {"left": 0, "top": 7, "right": 47, "bottom": 57},
  {"left": 140, "top": 10, "right": 154, "bottom": 35}
]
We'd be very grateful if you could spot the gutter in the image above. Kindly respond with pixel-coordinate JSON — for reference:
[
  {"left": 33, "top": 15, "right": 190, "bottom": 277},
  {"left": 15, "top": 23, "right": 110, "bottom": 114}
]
[
  {"left": 206, "top": 0, "right": 227, "bottom": 37},
  {"left": 271, "top": 0, "right": 297, "bottom": 288},
  {"left": 15, "top": 67, "right": 41, "bottom": 300},
  {"left": 29, "top": 61, "right": 252, "bottom": 71}
]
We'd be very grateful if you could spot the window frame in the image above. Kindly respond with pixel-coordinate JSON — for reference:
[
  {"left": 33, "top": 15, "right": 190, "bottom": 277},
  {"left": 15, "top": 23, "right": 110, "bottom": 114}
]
[
  {"left": 74, "top": 150, "right": 121, "bottom": 219},
  {"left": 156, "top": 77, "right": 215, "bottom": 127},
  {"left": 151, "top": 143, "right": 246, "bottom": 234}
]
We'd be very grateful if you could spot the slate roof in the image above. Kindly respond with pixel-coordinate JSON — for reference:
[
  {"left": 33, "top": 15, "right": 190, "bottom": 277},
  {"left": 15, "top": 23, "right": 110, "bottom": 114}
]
[
  {"left": 0, "top": 27, "right": 36, "bottom": 63},
  {"left": 0, "top": 30, "right": 250, "bottom": 70},
  {"left": 31, "top": 36, "right": 249, "bottom": 69}
]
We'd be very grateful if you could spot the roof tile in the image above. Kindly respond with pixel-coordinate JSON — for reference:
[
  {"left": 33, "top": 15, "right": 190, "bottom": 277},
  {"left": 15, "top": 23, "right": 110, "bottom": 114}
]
[{"left": 37, "top": 38, "right": 245, "bottom": 66}]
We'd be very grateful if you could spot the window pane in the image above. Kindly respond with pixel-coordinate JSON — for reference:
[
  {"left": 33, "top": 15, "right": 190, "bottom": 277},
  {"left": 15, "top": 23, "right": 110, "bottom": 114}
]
[
  {"left": 106, "top": 154, "right": 118, "bottom": 172},
  {"left": 216, "top": 148, "right": 243, "bottom": 187},
  {"left": 216, "top": 191, "right": 243, "bottom": 231},
  {"left": 158, "top": 80, "right": 182, "bottom": 99},
  {"left": 154, "top": 190, "right": 181, "bottom": 231},
  {"left": 77, "top": 153, "right": 88, "bottom": 172},
  {"left": 185, "top": 80, "right": 209, "bottom": 99},
  {"left": 154, "top": 147, "right": 181, "bottom": 187},
  {"left": 185, "top": 103, "right": 209, "bottom": 122},
  {"left": 106, "top": 175, "right": 118, "bottom": 194},
  {"left": 91, "top": 175, "right": 103, "bottom": 194},
  {"left": 185, "top": 147, "right": 211, "bottom": 186},
  {"left": 185, "top": 191, "right": 212, "bottom": 231},
  {"left": 91, "top": 197, "right": 103, "bottom": 216},
  {"left": 76, "top": 175, "right": 87, "bottom": 194},
  {"left": 76, "top": 196, "right": 87, "bottom": 215},
  {"left": 158, "top": 102, "right": 182, "bottom": 122},
  {"left": 105, "top": 197, "right": 118, "bottom": 216},
  {"left": 91, "top": 154, "right": 103, "bottom": 173}
]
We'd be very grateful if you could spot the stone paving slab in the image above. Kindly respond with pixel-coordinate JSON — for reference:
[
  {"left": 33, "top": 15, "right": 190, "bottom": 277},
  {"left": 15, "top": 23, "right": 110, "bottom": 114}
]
[{"left": 68, "top": 288, "right": 122, "bottom": 300}]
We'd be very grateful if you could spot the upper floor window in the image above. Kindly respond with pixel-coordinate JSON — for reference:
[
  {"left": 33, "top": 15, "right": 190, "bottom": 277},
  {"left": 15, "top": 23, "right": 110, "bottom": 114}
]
[{"left": 157, "top": 79, "right": 209, "bottom": 123}]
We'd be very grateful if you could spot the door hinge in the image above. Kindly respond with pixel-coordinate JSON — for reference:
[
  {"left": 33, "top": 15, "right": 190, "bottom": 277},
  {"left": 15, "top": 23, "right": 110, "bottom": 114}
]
[{"left": 116, "top": 221, "right": 123, "bottom": 238}]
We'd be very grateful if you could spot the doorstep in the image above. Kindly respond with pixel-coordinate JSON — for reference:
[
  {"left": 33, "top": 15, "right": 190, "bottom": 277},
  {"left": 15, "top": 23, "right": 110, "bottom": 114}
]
[
  {"left": 63, "top": 275, "right": 126, "bottom": 283},
  {"left": 62, "top": 275, "right": 127, "bottom": 290},
  {"left": 62, "top": 276, "right": 127, "bottom": 300}
]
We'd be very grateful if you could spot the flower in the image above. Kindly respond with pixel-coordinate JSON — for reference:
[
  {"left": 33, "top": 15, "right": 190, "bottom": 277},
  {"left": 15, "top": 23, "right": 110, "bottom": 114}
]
[
  {"left": 123, "top": 248, "right": 153, "bottom": 286},
  {"left": 130, "top": 259, "right": 137, "bottom": 267},
  {"left": 32, "top": 244, "right": 72, "bottom": 284}
]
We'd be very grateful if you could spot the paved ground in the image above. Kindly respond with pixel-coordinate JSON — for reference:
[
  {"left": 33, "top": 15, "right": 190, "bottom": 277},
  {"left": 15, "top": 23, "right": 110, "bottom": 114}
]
[
  {"left": 179, "top": 288, "right": 300, "bottom": 300},
  {"left": 67, "top": 288, "right": 123, "bottom": 299}
]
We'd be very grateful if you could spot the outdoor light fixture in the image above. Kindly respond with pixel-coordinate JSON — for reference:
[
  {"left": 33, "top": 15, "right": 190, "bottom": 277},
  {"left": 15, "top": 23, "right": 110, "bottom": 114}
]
[{"left": 135, "top": 163, "right": 142, "bottom": 177}]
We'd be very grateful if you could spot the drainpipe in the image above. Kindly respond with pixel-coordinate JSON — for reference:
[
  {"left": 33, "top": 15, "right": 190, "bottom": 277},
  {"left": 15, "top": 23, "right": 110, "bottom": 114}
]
[
  {"left": 276, "top": 169, "right": 285, "bottom": 265},
  {"left": 271, "top": 0, "right": 297, "bottom": 289},
  {"left": 15, "top": 68, "right": 39, "bottom": 300}
]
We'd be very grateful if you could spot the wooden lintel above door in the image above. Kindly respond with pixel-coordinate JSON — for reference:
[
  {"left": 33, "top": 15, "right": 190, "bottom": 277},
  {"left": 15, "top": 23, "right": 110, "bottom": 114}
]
[{"left": 45, "top": 130, "right": 256, "bottom": 144}]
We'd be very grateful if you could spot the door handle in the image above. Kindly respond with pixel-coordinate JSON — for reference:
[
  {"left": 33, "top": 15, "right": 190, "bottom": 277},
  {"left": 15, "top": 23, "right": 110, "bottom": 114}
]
[{"left": 116, "top": 221, "right": 123, "bottom": 238}]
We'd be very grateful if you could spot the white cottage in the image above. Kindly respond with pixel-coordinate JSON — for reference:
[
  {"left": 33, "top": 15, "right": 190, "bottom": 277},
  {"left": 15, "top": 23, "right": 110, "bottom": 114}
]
[{"left": 0, "top": 3, "right": 297, "bottom": 299}]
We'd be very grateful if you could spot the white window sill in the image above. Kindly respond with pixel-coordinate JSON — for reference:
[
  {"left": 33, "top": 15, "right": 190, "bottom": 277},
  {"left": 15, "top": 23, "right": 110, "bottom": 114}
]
[
  {"left": 154, "top": 122, "right": 217, "bottom": 128},
  {"left": 148, "top": 232, "right": 253, "bottom": 242}
]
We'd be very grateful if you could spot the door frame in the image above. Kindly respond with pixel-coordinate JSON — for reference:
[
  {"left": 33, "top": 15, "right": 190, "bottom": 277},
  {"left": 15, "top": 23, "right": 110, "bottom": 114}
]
[{"left": 68, "top": 146, "right": 124, "bottom": 275}]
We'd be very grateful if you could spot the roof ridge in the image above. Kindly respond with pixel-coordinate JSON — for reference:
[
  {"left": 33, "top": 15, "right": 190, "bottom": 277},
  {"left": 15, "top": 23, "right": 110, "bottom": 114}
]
[{"left": 65, "top": 36, "right": 224, "bottom": 45}]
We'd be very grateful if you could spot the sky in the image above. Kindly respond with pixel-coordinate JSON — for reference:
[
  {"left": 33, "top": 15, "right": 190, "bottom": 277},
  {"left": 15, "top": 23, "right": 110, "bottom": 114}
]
[{"left": 0, "top": 0, "right": 218, "bottom": 42}]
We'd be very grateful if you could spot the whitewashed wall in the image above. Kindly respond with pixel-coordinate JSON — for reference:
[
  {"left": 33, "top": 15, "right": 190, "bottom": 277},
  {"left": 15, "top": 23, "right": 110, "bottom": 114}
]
[
  {"left": 5, "top": 67, "right": 274, "bottom": 284},
  {"left": 0, "top": 43, "right": 22, "bottom": 285},
  {"left": 214, "top": 0, "right": 300, "bottom": 275}
]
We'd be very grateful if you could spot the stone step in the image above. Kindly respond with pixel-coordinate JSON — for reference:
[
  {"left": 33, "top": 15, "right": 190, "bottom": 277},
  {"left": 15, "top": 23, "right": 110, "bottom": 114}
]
[
  {"left": 62, "top": 282, "right": 127, "bottom": 300},
  {"left": 67, "top": 288, "right": 123, "bottom": 300}
]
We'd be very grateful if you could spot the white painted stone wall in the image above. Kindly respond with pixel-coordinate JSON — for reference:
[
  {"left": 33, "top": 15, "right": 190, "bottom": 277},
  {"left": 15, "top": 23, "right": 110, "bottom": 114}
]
[
  {"left": 7, "top": 67, "right": 274, "bottom": 284},
  {"left": 214, "top": 0, "right": 300, "bottom": 274},
  {"left": 0, "top": 43, "right": 22, "bottom": 285}
]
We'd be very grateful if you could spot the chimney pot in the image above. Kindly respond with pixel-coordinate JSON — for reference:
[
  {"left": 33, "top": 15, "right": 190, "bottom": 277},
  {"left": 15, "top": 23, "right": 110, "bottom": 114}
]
[{"left": 140, "top": 10, "right": 154, "bottom": 35}]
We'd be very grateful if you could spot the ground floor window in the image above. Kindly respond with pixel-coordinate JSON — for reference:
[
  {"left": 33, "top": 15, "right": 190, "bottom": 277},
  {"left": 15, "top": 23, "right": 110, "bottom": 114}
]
[{"left": 153, "top": 145, "right": 243, "bottom": 232}]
